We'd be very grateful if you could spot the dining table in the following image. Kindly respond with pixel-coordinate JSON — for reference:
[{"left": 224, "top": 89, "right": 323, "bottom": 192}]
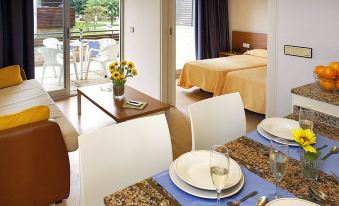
[{"left": 103, "top": 114, "right": 339, "bottom": 206}]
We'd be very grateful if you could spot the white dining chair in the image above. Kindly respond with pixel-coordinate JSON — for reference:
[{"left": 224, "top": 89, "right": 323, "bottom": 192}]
[
  {"left": 189, "top": 92, "right": 246, "bottom": 150},
  {"left": 85, "top": 43, "right": 119, "bottom": 79},
  {"left": 79, "top": 114, "right": 173, "bottom": 206},
  {"left": 43, "top": 38, "right": 60, "bottom": 49},
  {"left": 43, "top": 38, "right": 79, "bottom": 80},
  {"left": 37, "top": 47, "right": 63, "bottom": 85}
]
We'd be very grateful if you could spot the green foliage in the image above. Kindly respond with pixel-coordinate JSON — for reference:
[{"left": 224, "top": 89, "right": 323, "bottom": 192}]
[
  {"left": 83, "top": 5, "right": 108, "bottom": 22},
  {"left": 86, "top": 0, "right": 119, "bottom": 18},
  {"left": 75, "top": 21, "right": 87, "bottom": 31},
  {"left": 71, "top": 0, "right": 87, "bottom": 15}
]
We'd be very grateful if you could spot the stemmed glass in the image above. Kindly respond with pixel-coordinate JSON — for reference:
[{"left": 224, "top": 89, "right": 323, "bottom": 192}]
[
  {"left": 269, "top": 140, "right": 289, "bottom": 199},
  {"left": 210, "top": 145, "right": 230, "bottom": 206},
  {"left": 299, "top": 108, "right": 315, "bottom": 131}
]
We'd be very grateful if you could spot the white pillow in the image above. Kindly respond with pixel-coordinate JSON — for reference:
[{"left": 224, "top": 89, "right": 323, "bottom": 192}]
[{"left": 245, "top": 49, "right": 267, "bottom": 58}]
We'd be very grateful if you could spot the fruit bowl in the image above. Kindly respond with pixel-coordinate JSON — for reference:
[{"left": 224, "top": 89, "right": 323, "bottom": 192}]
[{"left": 313, "top": 72, "right": 339, "bottom": 92}]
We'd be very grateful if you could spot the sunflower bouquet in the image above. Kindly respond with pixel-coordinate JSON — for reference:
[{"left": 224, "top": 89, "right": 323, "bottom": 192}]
[
  {"left": 292, "top": 128, "right": 320, "bottom": 160},
  {"left": 109, "top": 60, "right": 138, "bottom": 86},
  {"left": 292, "top": 128, "right": 320, "bottom": 180}
]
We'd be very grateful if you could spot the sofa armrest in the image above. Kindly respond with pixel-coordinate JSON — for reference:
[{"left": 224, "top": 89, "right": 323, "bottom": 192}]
[
  {"left": 0, "top": 120, "right": 70, "bottom": 206},
  {"left": 20, "top": 68, "right": 27, "bottom": 80}
]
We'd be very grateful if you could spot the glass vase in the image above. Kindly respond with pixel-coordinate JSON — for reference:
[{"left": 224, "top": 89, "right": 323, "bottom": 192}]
[
  {"left": 113, "top": 84, "right": 125, "bottom": 100},
  {"left": 300, "top": 150, "right": 319, "bottom": 180}
]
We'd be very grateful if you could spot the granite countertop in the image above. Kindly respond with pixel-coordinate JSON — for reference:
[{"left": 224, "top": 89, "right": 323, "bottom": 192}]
[{"left": 291, "top": 82, "right": 339, "bottom": 106}]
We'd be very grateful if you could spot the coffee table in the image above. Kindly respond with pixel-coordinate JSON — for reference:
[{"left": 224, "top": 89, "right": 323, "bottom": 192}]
[{"left": 77, "top": 84, "right": 171, "bottom": 123}]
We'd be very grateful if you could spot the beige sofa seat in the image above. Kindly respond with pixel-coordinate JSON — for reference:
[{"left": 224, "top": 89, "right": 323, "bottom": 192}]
[{"left": 0, "top": 79, "right": 78, "bottom": 152}]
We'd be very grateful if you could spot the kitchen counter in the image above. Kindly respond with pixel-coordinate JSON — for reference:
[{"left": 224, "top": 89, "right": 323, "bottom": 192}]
[{"left": 291, "top": 82, "right": 338, "bottom": 106}]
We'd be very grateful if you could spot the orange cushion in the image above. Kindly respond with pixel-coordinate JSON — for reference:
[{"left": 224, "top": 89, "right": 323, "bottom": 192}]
[
  {"left": 0, "top": 65, "right": 24, "bottom": 89},
  {"left": 0, "top": 106, "right": 50, "bottom": 131}
]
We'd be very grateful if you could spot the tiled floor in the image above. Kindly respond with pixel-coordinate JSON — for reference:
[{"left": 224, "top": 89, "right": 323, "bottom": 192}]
[{"left": 54, "top": 84, "right": 265, "bottom": 206}]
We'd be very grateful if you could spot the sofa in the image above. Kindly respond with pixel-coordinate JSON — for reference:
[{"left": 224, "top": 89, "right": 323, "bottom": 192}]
[{"left": 0, "top": 70, "right": 79, "bottom": 206}]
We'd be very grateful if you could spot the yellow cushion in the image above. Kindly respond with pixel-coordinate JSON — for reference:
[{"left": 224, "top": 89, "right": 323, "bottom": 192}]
[
  {"left": 0, "top": 106, "right": 50, "bottom": 131},
  {"left": 0, "top": 65, "right": 24, "bottom": 89}
]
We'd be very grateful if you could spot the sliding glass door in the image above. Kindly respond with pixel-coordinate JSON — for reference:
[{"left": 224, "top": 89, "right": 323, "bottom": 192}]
[
  {"left": 33, "top": 0, "right": 71, "bottom": 98},
  {"left": 34, "top": 0, "right": 121, "bottom": 97}
]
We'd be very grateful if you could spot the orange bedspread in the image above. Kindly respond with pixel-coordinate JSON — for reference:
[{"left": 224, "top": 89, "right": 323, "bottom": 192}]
[{"left": 178, "top": 55, "right": 267, "bottom": 95}]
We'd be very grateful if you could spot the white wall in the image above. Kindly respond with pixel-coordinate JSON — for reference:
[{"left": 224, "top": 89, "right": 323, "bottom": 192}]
[
  {"left": 229, "top": 0, "right": 268, "bottom": 35},
  {"left": 267, "top": 0, "right": 339, "bottom": 117},
  {"left": 123, "top": 0, "right": 161, "bottom": 99}
]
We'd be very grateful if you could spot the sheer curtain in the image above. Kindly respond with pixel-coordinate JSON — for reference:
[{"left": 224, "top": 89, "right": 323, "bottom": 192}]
[
  {"left": 0, "top": 0, "right": 35, "bottom": 79},
  {"left": 195, "top": 0, "right": 230, "bottom": 60}
]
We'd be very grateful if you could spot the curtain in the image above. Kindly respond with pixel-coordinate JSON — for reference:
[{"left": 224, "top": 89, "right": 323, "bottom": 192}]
[
  {"left": 0, "top": 0, "right": 35, "bottom": 79},
  {"left": 195, "top": 0, "right": 230, "bottom": 60}
]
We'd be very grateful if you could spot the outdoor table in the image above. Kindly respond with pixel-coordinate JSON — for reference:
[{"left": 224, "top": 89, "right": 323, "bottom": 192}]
[
  {"left": 103, "top": 115, "right": 339, "bottom": 206},
  {"left": 58, "top": 40, "right": 89, "bottom": 80}
]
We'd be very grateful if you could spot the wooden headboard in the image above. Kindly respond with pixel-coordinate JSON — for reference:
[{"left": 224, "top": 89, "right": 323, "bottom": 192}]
[{"left": 232, "top": 31, "right": 267, "bottom": 53}]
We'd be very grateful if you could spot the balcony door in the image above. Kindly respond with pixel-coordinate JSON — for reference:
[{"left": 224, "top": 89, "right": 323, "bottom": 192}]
[{"left": 33, "top": 0, "right": 71, "bottom": 98}]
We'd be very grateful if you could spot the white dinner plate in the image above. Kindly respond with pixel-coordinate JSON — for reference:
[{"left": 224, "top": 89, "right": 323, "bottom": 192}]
[
  {"left": 169, "top": 160, "right": 245, "bottom": 199},
  {"left": 257, "top": 124, "right": 299, "bottom": 147},
  {"left": 266, "top": 198, "right": 320, "bottom": 206},
  {"left": 175, "top": 150, "right": 242, "bottom": 190},
  {"left": 261, "top": 118, "right": 299, "bottom": 141}
]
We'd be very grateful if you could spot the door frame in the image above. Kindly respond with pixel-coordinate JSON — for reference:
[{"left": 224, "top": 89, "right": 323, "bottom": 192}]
[
  {"left": 265, "top": 0, "right": 278, "bottom": 117},
  {"left": 48, "top": 0, "right": 71, "bottom": 99},
  {"left": 161, "top": 0, "right": 176, "bottom": 106}
]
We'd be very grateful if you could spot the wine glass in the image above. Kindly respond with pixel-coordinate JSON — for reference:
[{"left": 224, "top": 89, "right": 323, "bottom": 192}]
[
  {"left": 210, "top": 145, "right": 230, "bottom": 206},
  {"left": 299, "top": 108, "right": 315, "bottom": 131},
  {"left": 269, "top": 140, "right": 289, "bottom": 199}
]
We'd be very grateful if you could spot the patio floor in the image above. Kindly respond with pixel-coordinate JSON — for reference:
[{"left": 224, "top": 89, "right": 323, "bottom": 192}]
[{"left": 35, "top": 61, "right": 111, "bottom": 94}]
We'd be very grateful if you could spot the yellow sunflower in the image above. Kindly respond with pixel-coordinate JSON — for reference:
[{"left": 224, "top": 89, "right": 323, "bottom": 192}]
[
  {"left": 131, "top": 68, "right": 138, "bottom": 76},
  {"left": 109, "top": 62, "right": 117, "bottom": 70},
  {"left": 127, "top": 61, "right": 135, "bottom": 69},
  {"left": 111, "top": 71, "right": 120, "bottom": 80},
  {"left": 118, "top": 74, "right": 125, "bottom": 81},
  {"left": 121, "top": 60, "right": 127, "bottom": 67},
  {"left": 292, "top": 128, "right": 317, "bottom": 153}
]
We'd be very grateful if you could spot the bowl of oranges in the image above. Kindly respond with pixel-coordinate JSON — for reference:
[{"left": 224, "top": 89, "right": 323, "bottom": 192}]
[{"left": 313, "top": 62, "right": 339, "bottom": 92}]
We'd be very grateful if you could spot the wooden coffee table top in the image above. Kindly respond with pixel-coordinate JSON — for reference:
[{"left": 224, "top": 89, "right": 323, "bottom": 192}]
[{"left": 77, "top": 84, "right": 171, "bottom": 123}]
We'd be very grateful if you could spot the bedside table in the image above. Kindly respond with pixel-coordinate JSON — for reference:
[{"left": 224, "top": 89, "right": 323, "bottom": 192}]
[{"left": 219, "top": 51, "right": 243, "bottom": 57}]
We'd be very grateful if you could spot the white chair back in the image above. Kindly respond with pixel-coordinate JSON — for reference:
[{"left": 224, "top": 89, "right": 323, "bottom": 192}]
[
  {"left": 37, "top": 47, "right": 62, "bottom": 65},
  {"left": 43, "top": 38, "right": 61, "bottom": 49},
  {"left": 189, "top": 92, "right": 246, "bottom": 150},
  {"left": 99, "top": 38, "right": 117, "bottom": 49},
  {"left": 79, "top": 114, "right": 173, "bottom": 206}
]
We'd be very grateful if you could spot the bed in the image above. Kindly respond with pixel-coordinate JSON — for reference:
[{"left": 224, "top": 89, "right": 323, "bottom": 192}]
[
  {"left": 177, "top": 31, "right": 268, "bottom": 113},
  {"left": 223, "top": 66, "right": 267, "bottom": 114},
  {"left": 178, "top": 52, "right": 267, "bottom": 94}
]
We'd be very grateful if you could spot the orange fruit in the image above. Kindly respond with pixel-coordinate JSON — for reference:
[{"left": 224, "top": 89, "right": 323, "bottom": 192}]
[
  {"left": 329, "top": 62, "right": 339, "bottom": 77},
  {"left": 336, "top": 81, "right": 339, "bottom": 90},
  {"left": 318, "top": 66, "right": 337, "bottom": 79},
  {"left": 314, "top": 65, "right": 326, "bottom": 76},
  {"left": 319, "top": 79, "right": 335, "bottom": 91}
]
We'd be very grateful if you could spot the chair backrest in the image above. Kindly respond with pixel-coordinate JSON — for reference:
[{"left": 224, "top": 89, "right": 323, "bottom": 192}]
[
  {"left": 99, "top": 38, "right": 117, "bottom": 49},
  {"left": 79, "top": 114, "right": 173, "bottom": 206},
  {"left": 98, "top": 44, "right": 119, "bottom": 61},
  {"left": 189, "top": 92, "right": 246, "bottom": 150},
  {"left": 37, "top": 47, "right": 63, "bottom": 65},
  {"left": 43, "top": 38, "right": 61, "bottom": 49}
]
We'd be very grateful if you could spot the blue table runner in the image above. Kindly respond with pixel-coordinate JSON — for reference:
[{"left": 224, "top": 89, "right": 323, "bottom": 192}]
[{"left": 153, "top": 167, "right": 294, "bottom": 206}]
